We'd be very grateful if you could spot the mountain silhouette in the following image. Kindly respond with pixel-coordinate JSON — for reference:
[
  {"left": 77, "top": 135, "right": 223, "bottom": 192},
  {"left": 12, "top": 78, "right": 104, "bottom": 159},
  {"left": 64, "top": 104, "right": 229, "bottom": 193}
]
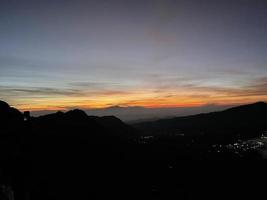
[
  {"left": 0, "top": 100, "right": 266, "bottom": 199},
  {"left": 0, "top": 100, "right": 139, "bottom": 200},
  {"left": 134, "top": 102, "right": 267, "bottom": 141},
  {"left": 53, "top": 104, "right": 232, "bottom": 122},
  {"left": 30, "top": 108, "right": 136, "bottom": 139}
]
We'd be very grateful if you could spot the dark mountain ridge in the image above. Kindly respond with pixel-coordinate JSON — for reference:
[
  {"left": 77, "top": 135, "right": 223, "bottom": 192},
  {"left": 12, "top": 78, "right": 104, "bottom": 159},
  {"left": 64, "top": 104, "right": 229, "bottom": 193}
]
[
  {"left": 0, "top": 100, "right": 137, "bottom": 199},
  {"left": 0, "top": 100, "right": 135, "bottom": 138},
  {"left": 1, "top": 100, "right": 267, "bottom": 199},
  {"left": 134, "top": 102, "right": 267, "bottom": 141},
  {"left": 31, "top": 108, "right": 135, "bottom": 138}
]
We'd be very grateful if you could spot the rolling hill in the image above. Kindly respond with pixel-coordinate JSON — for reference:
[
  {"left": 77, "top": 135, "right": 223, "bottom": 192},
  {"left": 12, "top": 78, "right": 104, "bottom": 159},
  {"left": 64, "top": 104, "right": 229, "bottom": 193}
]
[{"left": 134, "top": 102, "right": 267, "bottom": 140}]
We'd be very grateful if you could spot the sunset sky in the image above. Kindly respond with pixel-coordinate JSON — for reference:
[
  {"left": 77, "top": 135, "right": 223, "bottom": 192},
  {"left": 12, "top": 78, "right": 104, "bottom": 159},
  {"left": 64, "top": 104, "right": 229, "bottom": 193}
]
[{"left": 1, "top": 0, "right": 267, "bottom": 111}]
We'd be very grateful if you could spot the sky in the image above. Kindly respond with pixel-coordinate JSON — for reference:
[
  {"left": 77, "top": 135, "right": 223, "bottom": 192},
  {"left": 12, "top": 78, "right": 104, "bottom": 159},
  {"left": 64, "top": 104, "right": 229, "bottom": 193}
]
[{"left": 1, "top": 0, "right": 267, "bottom": 111}]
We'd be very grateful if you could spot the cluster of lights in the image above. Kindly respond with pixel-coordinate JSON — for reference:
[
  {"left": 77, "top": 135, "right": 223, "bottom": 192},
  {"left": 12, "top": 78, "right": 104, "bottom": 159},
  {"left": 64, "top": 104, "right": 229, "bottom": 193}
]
[
  {"left": 212, "top": 131, "right": 267, "bottom": 156},
  {"left": 226, "top": 141, "right": 264, "bottom": 152},
  {"left": 134, "top": 136, "right": 154, "bottom": 144}
]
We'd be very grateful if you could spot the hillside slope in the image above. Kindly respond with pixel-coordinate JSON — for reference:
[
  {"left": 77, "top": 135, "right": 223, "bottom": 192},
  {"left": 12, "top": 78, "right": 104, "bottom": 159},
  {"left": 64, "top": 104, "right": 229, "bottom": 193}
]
[{"left": 134, "top": 102, "right": 267, "bottom": 140}]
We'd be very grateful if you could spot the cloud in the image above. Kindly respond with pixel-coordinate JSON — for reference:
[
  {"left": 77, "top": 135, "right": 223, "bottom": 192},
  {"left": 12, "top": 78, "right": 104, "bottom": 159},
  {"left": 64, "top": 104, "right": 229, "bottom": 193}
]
[
  {"left": 0, "top": 86, "right": 84, "bottom": 97},
  {"left": 0, "top": 82, "right": 136, "bottom": 100},
  {"left": 2, "top": 75, "right": 267, "bottom": 111},
  {"left": 68, "top": 81, "right": 120, "bottom": 89},
  {"left": 136, "top": 74, "right": 267, "bottom": 106},
  {"left": 180, "top": 77, "right": 267, "bottom": 99},
  {"left": 68, "top": 81, "right": 138, "bottom": 96}
]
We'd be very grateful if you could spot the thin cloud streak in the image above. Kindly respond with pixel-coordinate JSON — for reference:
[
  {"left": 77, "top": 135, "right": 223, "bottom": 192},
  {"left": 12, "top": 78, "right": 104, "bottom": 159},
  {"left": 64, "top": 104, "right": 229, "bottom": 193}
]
[{"left": 1, "top": 76, "right": 267, "bottom": 111}]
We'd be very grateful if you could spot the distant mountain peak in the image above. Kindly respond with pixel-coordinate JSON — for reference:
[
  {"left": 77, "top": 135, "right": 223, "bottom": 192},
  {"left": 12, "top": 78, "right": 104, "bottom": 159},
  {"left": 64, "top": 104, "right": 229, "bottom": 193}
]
[
  {"left": 65, "top": 109, "right": 88, "bottom": 118},
  {"left": 104, "top": 105, "right": 144, "bottom": 110},
  {"left": 106, "top": 105, "right": 124, "bottom": 109}
]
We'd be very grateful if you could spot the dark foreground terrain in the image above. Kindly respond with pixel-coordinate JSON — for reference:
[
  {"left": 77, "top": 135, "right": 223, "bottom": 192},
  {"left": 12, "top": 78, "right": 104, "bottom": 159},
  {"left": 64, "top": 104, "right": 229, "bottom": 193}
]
[{"left": 0, "top": 100, "right": 267, "bottom": 199}]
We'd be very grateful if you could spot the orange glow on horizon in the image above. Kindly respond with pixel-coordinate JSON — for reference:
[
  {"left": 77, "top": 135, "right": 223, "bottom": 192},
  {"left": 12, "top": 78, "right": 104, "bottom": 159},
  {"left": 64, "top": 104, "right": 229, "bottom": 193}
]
[{"left": 13, "top": 94, "right": 267, "bottom": 112}]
